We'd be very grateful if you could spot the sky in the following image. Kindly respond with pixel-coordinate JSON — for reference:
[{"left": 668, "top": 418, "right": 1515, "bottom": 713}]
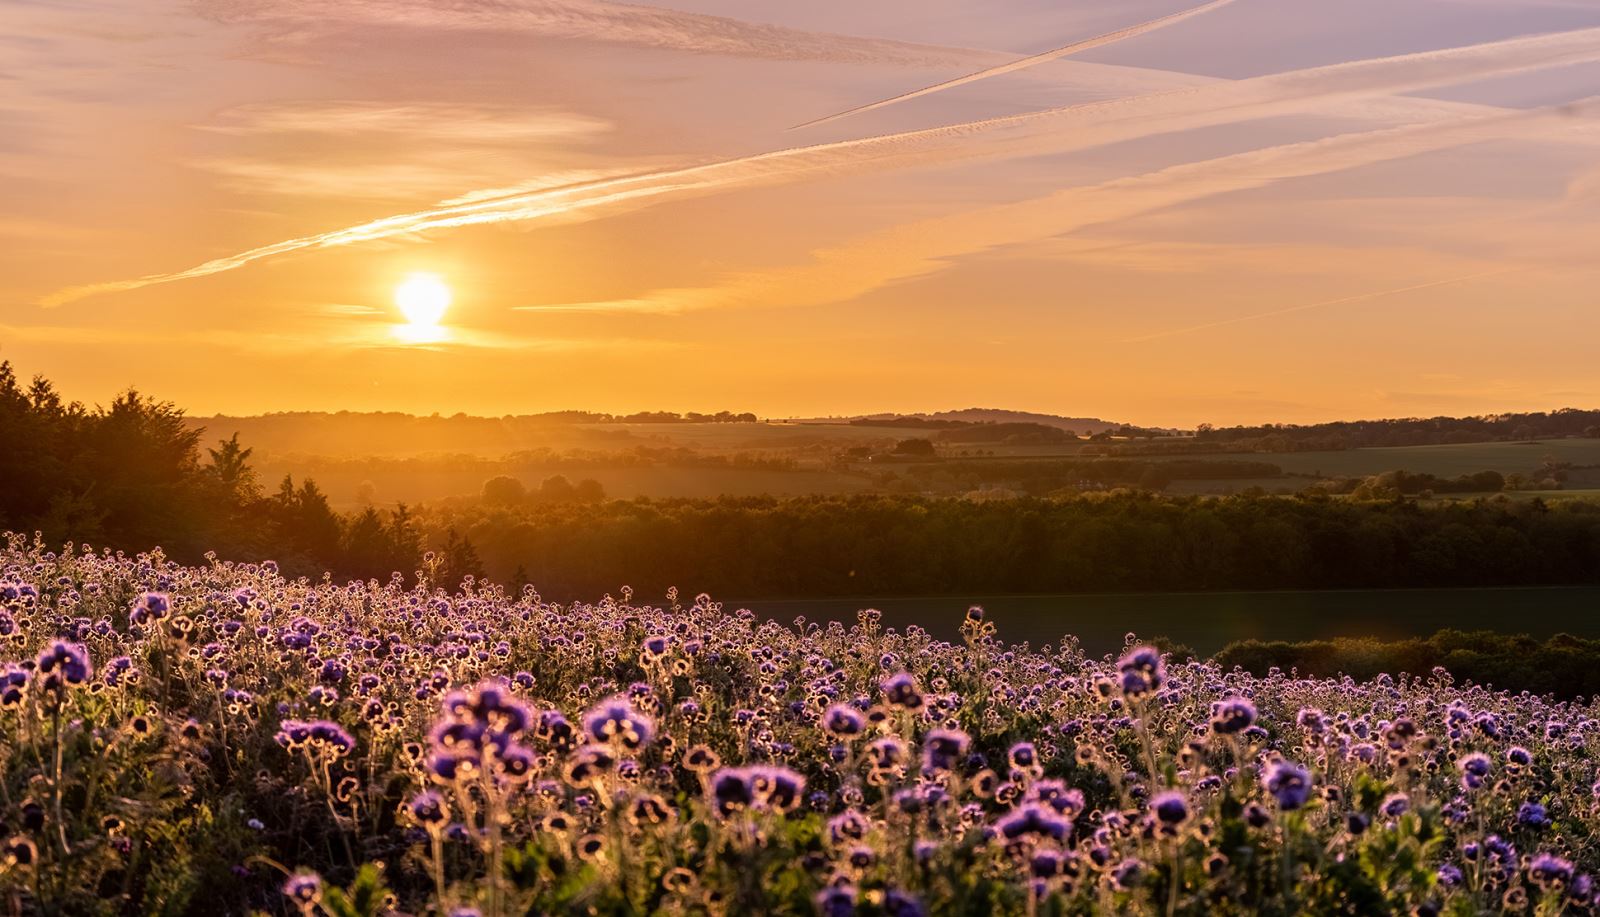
[{"left": 2, "top": 0, "right": 1599, "bottom": 427}]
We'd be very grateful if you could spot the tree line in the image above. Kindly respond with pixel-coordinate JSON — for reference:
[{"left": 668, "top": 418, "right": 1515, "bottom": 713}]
[
  {"left": 1215, "top": 630, "right": 1600, "bottom": 701},
  {"left": 0, "top": 363, "right": 484, "bottom": 585},
  {"left": 1188, "top": 409, "right": 1600, "bottom": 451},
  {"left": 7, "top": 362, "right": 1600, "bottom": 603},
  {"left": 432, "top": 492, "right": 1600, "bottom": 601}
]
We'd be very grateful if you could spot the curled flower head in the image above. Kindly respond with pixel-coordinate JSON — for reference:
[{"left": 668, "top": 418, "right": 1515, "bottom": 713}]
[
  {"left": 2, "top": 836, "right": 36, "bottom": 868},
  {"left": 281, "top": 872, "right": 322, "bottom": 910}
]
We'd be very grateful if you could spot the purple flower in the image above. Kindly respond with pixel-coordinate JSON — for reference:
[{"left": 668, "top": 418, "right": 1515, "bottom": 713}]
[
  {"left": 1458, "top": 752, "right": 1492, "bottom": 790},
  {"left": 1112, "top": 858, "right": 1145, "bottom": 890},
  {"left": 277, "top": 719, "right": 354, "bottom": 757},
  {"left": 709, "top": 765, "right": 806, "bottom": 817},
  {"left": 1517, "top": 801, "right": 1549, "bottom": 829},
  {"left": 1380, "top": 793, "right": 1410, "bottom": 818},
  {"left": 1209, "top": 697, "right": 1256, "bottom": 734},
  {"left": 281, "top": 872, "right": 322, "bottom": 909},
  {"left": 1115, "top": 646, "right": 1165, "bottom": 699},
  {"left": 35, "top": 641, "right": 92, "bottom": 691},
  {"left": 815, "top": 885, "right": 856, "bottom": 917},
  {"left": 1261, "top": 760, "right": 1312, "bottom": 811},
  {"left": 583, "top": 698, "right": 654, "bottom": 751},
  {"left": 995, "top": 804, "right": 1070, "bottom": 842},
  {"left": 129, "top": 591, "right": 170, "bottom": 625},
  {"left": 1530, "top": 853, "right": 1575, "bottom": 888},
  {"left": 0, "top": 666, "right": 27, "bottom": 707},
  {"left": 884, "top": 889, "right": 925, "bottom": 917},
  {"left": 881, "top": 672, "right": 923, "bottom": 710},
  {"left": 822, "top": 704, "right": 865, "bottom": 737},
  {"left": 1008, "top": 742, "right": 1037, "bottom": 770},
  {"left": 408, "top": 791, "right": 449, "bottom": 825},
  {"left": 1151, "top": 790, "right": 1189, "bottom": 826},
  {"left": 921, "top": 729, "right": 970, "bottom": 774}
]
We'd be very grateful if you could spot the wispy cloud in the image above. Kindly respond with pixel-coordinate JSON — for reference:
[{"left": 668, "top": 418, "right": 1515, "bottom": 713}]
[
  {"left": 200, "top": 0, "right": 997, "bottom": 69},
  {"left": 45, "top": 26, "right": 1600, "bottom": 305},
  {"left": 200, "top": 101, "right": 611, "bottom": 142},
  {"left": 563, "top": 99, "right": 1597, "bottom": 320},
  {"left": 192, "top": 102, "right": 616, "bottom": 202},
  {"left": 790, "top": 0, "right": 1242, "bottom": 130}
]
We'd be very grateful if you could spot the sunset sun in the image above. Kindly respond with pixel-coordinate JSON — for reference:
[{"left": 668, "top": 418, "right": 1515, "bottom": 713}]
[{"left": 394, "top": 272, "right": 452, "bottom": 327}]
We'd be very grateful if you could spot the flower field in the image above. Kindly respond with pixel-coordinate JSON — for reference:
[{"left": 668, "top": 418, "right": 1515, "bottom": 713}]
[{"left": 1, "top": 533, "right": 1597, "bottom": 916}]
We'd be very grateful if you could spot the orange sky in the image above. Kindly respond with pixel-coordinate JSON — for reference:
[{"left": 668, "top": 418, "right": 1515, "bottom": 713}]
[{"left": 3, "top": 0, "right": 1599, "bottom": 427}]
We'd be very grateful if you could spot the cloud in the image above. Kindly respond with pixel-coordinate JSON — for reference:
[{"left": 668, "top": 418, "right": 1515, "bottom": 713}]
[
  {"left": 200, "top": 101, "right": 611, "bottom": 142},
  {"left": 44, "top": 25, "right": 1600, "bottom": 305},
  {"left": 199, "top": 0, "right": 998, "bottom": 68},
  {"left": 190, "top": 102, "right": 617, "bottom": 202},
  {"left": 791, "top": 0, "right": 1242, "bottom": 130},
  {"left": 562, "top": 99, "right": 1596, "bottom": 320}
]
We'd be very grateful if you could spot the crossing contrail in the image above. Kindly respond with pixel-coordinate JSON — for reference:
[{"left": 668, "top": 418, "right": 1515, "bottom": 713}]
[
  {"left": 790, "top": 0, "right": 1242, "bottom": 131},
  {"left": 41, "top": 26, "right": 1600, "bottom": 307}
]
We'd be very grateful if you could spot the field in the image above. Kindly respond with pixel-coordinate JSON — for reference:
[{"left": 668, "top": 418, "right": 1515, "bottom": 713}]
[
  {"left": 740, "top": 585, "right": 1600, "bottom": 656},
  {"left": 259, "top": 462, "right": 873, "bottom": 510},
  {"left": 5, "top": 537, "right": 1600, "bottom": 915},
  {"left": 1203, "top": 439, "right": 1600, "bottom": 479}
]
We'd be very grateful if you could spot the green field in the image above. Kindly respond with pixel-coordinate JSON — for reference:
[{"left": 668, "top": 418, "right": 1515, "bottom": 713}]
[
  {"left": 741, "top": 585, "right": 1600, "bottom": 656},
  {"left": 261, "top": 462, "right": 872, "bottom": 510},
  {"left": 1201, "top": 438, "right": 1600, "bottom": 478}
]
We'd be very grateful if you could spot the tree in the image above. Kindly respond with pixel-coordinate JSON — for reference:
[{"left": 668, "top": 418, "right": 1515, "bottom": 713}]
[
  {"left": 435, "top": 528, "right": 486, "bottom": 588},
  {"left": 538, "top": 475, "right": 576, "bottom": 502},
  {"left": 206, "top": 433, "right": 260, "bottom": 503},
  {"left": 482, "top": 475, "right": 528, "bottom": 505},
  {"left": 892, "top": 438, "right": 936, "bottom": 457}
]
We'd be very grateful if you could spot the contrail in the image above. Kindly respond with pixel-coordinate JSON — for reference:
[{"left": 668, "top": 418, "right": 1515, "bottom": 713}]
[
  {"left": 1121, "top": 269, "right": 1525, "bottom": 343},
  {"left": 42, "top": 26, "right": 1600, "bottom": 306},
  {"left": 790, "top": 0, "right": 1242, "bottom": 131},
  {"left": 588, "top": 99, "right": 1595, "bottom": 318}
]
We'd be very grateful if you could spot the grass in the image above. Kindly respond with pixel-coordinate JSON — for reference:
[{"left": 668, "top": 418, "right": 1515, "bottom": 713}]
[{"left": 1197, "top": 438, "right": 1600, "bottom": 478}]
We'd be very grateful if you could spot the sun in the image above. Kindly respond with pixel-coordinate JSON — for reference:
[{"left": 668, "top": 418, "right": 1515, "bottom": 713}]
[{"left": 394, "top": 273, "right": 452, "bottom": 327}]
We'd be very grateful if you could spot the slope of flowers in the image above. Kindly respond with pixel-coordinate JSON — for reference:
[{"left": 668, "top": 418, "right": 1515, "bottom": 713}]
[{"left": 0, "top": 533, "right": 1597, "bottom": 915}]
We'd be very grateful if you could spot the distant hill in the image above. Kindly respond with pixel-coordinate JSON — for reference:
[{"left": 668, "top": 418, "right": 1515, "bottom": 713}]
[{"left": 809, "top": 408, "right": 1130, "bottom": 434}]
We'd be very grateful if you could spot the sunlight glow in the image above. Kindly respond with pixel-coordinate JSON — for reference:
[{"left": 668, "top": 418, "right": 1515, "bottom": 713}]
[{"left": 394, "top": 273, "right": 452, "bottom": 327}]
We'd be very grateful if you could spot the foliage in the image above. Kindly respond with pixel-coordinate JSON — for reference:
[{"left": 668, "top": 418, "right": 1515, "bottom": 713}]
[
  {"left": 1217, "top": 630, "right": 1600, "bottom": 700},
  {"left": 2, "top": 537, "right": 1599, "bottom": 915},
  {"left": 421, "top": 492, "right": 1600, "bottom": 600}
]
